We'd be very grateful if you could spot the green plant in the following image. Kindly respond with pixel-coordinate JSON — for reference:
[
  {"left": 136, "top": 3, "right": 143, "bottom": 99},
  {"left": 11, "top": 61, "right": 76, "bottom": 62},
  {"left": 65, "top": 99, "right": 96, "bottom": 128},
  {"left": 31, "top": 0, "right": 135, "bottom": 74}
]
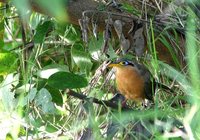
[{"left": 0, "top": 0, "right": 200, "bottom": 139}]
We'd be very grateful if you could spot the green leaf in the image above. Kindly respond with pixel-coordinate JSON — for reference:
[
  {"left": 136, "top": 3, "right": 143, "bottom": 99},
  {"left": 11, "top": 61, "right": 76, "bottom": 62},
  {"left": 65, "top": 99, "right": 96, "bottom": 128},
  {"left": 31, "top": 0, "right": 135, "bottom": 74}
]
[
  {"left": 45, "top": 124, "right": 58, "bottom": 133},
  {"left": 107, "top": 44, "right": 118, "bottom": 59},
  {"left": 20, "top": 88, "right": 37, "bottom": 107},
  {"left": 46, "top": 86, "right": 63, "bottom": 106},
  {"left": 42, "top": 102, "right": 55, "bottom": 114},
  {"left": 88, "top": 35, "right": 117, "bottom": 60},
  {"left": 35, "top": 88, "right": 56, "bottom": 113},
  {"left": 29, "top": 114, "right": 44, "bottom": 128},
  {"left": 48, "top": 72, "right": 88, "bottom": 89},
  {"left": 55, "top": 23, "right": 81, "bottom": 44},
  {"left": 1, "top": 89, "right": 15, "bottom": 112},
  {"left": 33, "top": 21, "right": 54, "bottom": 44},
  {"left": 0, "top": 74, "right": 17, "bottom": 111},
  {"left": 0, "top": 53, "right": 18, "bottom": 75},
  {"left": 28, "top": 88, "right": 37, "bottom": 102},
  {"left": 29, "top": 13, "right": 45, "bottom": 30},
  {"left": 6, "top": 133, "right": 13, "bottom": 140},
  {"left": 35, "top": 88, "right": 52, "bottom": 105},
  {"left": 88, "top": 36, "right": 103, "bottom": 60},
  {"left": 37, "top": 64, "right": 69, "bottom": 79},
  {"left": 71, "top": 43, "right": 93, "bottom": 73}
]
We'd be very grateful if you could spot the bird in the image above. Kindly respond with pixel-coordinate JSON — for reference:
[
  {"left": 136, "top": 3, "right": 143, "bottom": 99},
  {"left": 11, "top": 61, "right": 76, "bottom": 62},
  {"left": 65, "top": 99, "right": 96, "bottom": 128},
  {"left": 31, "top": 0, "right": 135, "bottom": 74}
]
[{"left": 108, "top": 59, "right": 172, "bottom": 102}]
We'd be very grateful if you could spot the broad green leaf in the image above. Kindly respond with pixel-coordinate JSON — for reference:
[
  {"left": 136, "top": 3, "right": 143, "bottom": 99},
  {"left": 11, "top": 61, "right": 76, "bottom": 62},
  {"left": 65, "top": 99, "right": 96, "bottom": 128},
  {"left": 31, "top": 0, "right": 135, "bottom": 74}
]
[
  {"left": 35, "top": 88, "right": 52, "bottom": 106},
  {"left": 1, "top": 89, "right": 15, "bottom": 112},
  {"left": 88, "top": 35, "right": 117, "bottom": 60},
  {"left": 71, "top": 43, "right": 93, "bottom": 73},
  {"left": 88, "top": 36, "right": 103, "bottom": 60},
  {"left": 37, "top": 64, "right": 69, "bottom": 79},
  {"left": 0, "top": 53, "right": 17, "bottom": 75},
  {"left": 46, "top": 86, "right": 63, "bottom": 106},
  {"left": 107, "top": 44, "right": 118, "bottom": 59},
  {"left": 0, "top": 74, "right": 17, "bottom": 111},
  {"left": 48, "top": 72, "right": 88, "bottom": 89},
  {"left": 42, "top": 102, "right": 55, "bottom": 114},
  {"left": 33, "top": 21, "right": 54, "bottom": 44},
  {"left": 35, "top": 88, "right": 56, "bottom": 113},
  {"left": 20, "top": 88, "right": 37, "bottom": 107},
  {"left": 28, "top": 88, "right": 37, "bottom": 102}
]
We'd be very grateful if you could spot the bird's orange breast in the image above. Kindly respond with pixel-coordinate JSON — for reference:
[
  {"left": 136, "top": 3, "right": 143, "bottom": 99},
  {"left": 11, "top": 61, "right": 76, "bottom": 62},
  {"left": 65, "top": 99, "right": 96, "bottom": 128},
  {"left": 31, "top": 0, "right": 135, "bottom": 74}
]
[{"left": 115, "top": 66, "right": 145, "bottom": 101}]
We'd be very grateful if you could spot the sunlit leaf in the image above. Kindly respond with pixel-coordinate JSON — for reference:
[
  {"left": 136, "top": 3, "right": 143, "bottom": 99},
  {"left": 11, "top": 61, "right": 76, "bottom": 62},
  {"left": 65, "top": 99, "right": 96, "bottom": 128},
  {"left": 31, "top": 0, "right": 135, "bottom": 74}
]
[
  {"left": 35, "top": 88, "right": 52, "bottom": 105},
  {"left": 71, "top": 43, "right": 93, "bottom": 73},
  {"left": 34, "top": 88, "right": 56, "bottom": 113},
  {"left": 37, "top": 64, "right": 69, "bottom": 79},
  {"left": 28, "top": 88, "right": 37, "bottom": 102},
  {"left": 88, "top": 36, "right": 103, "bottom": 60},
  {"left": 107, "top": 44, "right": 118, "bottom": 59},
  {"left": 29, "top": 13, "right": 45, "bottom": 30},
  {"left": 20, "top": 88, "right": 37, "bottom": 107},
  {"left": 6, "top": 133, "right": 13, "bottom": 140},
  {"left": 0, "top": 53, "right": 17, "bottom": 75},
  {"left": 48, "top": 72, "right": 88, "bottom": 89},
  {"left": 0, "top": 74, "right": 17, "bottom": 111}
]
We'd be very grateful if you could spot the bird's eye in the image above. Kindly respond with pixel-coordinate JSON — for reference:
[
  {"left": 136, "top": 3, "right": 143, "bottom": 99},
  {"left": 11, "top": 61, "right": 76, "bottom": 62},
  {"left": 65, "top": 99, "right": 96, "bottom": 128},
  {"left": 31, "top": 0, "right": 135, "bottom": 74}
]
[{"left": 120, "top": 61, "right": 129, "bottom": 65}]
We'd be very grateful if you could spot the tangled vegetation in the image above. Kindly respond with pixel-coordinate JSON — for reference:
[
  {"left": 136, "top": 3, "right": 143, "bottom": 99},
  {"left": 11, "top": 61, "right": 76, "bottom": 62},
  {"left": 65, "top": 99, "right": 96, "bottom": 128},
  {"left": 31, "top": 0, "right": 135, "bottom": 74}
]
[{"left": 0, "top": 0, "right": 200, "bottom": 139}]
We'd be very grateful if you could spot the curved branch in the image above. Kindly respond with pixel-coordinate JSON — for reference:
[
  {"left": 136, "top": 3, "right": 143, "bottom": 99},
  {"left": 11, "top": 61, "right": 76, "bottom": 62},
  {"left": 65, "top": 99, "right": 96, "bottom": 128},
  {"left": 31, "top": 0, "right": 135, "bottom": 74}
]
[{"left": 67, "top": 90, "right": 131, "bottom": 110}]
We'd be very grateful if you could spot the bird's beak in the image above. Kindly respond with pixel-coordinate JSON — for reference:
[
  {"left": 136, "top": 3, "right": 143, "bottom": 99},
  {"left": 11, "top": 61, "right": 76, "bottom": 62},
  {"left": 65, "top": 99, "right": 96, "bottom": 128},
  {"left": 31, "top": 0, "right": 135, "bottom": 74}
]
[{"left": 108, "top": 63, "right": 121, "bottom": 68}]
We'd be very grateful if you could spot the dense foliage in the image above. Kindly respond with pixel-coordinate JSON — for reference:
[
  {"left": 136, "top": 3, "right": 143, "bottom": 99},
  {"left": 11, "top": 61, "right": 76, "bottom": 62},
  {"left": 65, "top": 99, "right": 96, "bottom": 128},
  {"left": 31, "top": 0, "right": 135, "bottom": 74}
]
[{"left": 0, "top": 0, "right": 200, "bottom": 139}]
